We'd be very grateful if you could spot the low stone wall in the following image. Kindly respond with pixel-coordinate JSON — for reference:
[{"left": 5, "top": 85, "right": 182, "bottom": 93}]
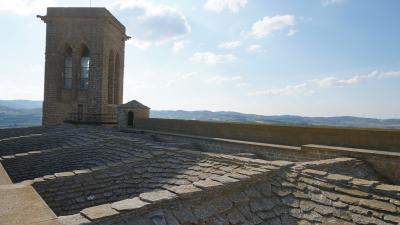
[{"left": 136, "top": 118, "right": 400, "bottom": 152}]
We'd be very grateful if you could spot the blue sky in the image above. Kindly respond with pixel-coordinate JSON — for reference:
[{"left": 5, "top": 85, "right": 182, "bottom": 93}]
[{"left": 0, "top": 0, "right": 400, "bottom": 118}]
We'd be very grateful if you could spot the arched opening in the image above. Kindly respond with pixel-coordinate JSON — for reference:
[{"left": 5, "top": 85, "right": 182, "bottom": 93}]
[
  {"left": 107, "top": 51, "right": 114, "bottom": 104},
  {"left": 127, "top": 111, "right": 134, "bottom": 127},
  {"left": 63, "top": 46, "right": 73, "bottom": 89},
  {"left": 80, "top": 45, "right": 90, "bottom": 89},
  {"left": 114, "top": 53, "right": 120, "bottom": 104}
]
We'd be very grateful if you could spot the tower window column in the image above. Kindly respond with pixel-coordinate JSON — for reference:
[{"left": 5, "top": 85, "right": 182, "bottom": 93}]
[
  {"left": 80, "top": 46, "right": 90, "bottom": 89},
  {"left": 63, "top": 47, "right": 73, "bottom": 89}
]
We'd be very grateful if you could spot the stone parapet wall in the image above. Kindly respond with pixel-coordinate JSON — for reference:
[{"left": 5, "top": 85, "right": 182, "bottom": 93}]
[{"left": 135, "top": 118, "right": 400, "bottom": 152}]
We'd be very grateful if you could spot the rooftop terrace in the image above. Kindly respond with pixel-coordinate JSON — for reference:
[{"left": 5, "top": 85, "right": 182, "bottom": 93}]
[{"left": 0, "top": 124, "right": 399, "bottom": 224}]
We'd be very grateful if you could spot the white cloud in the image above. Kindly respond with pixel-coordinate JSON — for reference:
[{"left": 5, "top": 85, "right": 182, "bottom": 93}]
[
  {"left": 250, "top": 15, "right": 296, "bottom": 39},
  {"left": 207, "top": 75, "right": 242, "bottom": 84},
  {"left": 109, "top": 0, "right": 191, "bottom": 47},
  {"left": 287, "top": 29, "right": 297, "bottom": 36},
  {"left": 248, "top": 83, "right": 309, "bottom": 96},
  {"left": 322, "top": 0, "right": 345, "bottom": 6},
  {"left": 379, "top": 71, "right": 400, "bottom": 78},
  {"left": 181, "top": 72, "right": 197, "bottom": 80},
  {"left": 189, "top": 52, "right": 237, "bottom": 66},
  {"left": 0, "top": 0, "right": 55, "bottom": 15},
  {"left": 247, "top": 70, "right": 400, "bottom": 97},
  {"left": 204, "top": 0, "right": 248, "bottom": 13},
  {"left": 126, "top": 38, "right": 151, "bottom": 49},
  {"left": 236, "top": 82, "right": 250, "bottom": 87},
  {"left": 218, "top": 41, "right": 241, "bottom": 49},
  {"left": 247, "top": 44, "right": 264, "bottom": 53},
  {"left": 313, "top": 71, "right": 378, "bottom": 87},
  {"left": 166, "top": 72, "right": 197, "bottom": 87},
  {"left": 173, "top": 41, "right": 186, "bottom": 53}
]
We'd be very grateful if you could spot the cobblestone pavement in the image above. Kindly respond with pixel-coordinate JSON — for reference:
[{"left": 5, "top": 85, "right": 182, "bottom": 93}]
[{"left": 1, "top": 125, "right": 399, "bottom": 225}]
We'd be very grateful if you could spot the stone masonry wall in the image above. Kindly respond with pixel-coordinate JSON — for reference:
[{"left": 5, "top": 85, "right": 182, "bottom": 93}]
[{"left": 135, "top": 118, "right": 400, "bottom": 152}]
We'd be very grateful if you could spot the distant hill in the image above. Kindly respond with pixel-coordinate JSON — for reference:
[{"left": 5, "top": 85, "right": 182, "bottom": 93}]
[
  {"left": 0, "top": 100, "right": 42, "bottom": 109},
  {"left": 150, "top": 110, "right": 400, "bottom": 129},
  {"left": 0, "top": 103, "right": 42, "bottom": 128},
  {"left": 0, "top": 100, "right": 399, "bottom": 129}
]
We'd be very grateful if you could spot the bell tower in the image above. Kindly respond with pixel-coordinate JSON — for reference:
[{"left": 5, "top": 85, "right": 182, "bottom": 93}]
[{"left": 38, "top": 7, "right": 129, "bottom": 126}]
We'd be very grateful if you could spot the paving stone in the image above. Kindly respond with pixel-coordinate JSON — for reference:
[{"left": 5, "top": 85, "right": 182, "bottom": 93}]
[
  {"left": 58, "top": 213, "right": 91, "bottom": 225},
  {"left": 80, "top": 204, "right": 119, "bottom": 220},
  {"left": 166, "top": 184, "right": 202, "bottom": 196},
  {"left": 314, "top": 204, "right": 334, "bottom": 216},
  {"left": 210, "top": 175, "right": 239, "bottom": 184},
  {"left": 193, "top": 179, "right": 223, "bottom": 189},
  {"left": 359, "top": 199, "right": 397, "bottom": 213},
  {"left": 269, "top": 160, "right": 294, "bottom": 167},
  {"left": 111, "top": 197, "right": 149, "bottom": 211},
  {"left": 351, "top": 178, "right": 379, "bottom": 187},
  {"left": 302, "top": 169, "right": 328, "bottom": 176},
  {"left": 139, "top": 190, "right": 177, "bottom": 203},
  {"left": 299, "top": 177, "right": 335, "bottom": 190},
  {"left": 225, "top": 173, "right": 250, "bottom": 180},
  {"left": 376, "top": 184, "right": 400, "bottom": 194},
  {"left": 384, "top": 214, "right": 400, "bottom": 223},
  {"left": 325, "top": 174, "right": 353, "bottom": 182},
  {"left": 334, "top": 186, "right": 369, "bottom": 197},
  {"left": 73, "top": 169, "right": 91, "bottom": 175},
  {"left": 299, "top": 200, "right": 317, "bottom": 212},
  {"left": 281, "top": 195, "right": 299, "bottom": 208}
]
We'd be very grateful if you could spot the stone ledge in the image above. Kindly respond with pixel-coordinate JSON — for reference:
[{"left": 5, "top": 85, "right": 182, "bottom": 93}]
[
  {"left": 302, "top": 144, "right": 400, "bottom": 158},
  {"left": 125, "top": 129, "right": 301, "bottom": 152}
]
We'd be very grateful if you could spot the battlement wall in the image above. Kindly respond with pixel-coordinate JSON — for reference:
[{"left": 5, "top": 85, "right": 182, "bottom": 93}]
[{"left": 135, "top": 118, "right": 400, "bottom": 152}]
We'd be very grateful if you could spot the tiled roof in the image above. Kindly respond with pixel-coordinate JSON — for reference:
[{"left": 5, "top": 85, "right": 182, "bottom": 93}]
[{"left": 119, "top": 100, "right": 150, "bottom": 109}]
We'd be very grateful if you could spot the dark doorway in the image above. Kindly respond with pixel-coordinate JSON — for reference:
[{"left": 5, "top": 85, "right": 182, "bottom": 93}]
[{"left": 127, "top": 111, "right": 134, "bottom": 127}]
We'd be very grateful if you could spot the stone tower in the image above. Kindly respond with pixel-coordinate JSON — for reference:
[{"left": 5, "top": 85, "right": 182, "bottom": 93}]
[{"left": 39, "top": 7, "right": 129, "bottom": 126}]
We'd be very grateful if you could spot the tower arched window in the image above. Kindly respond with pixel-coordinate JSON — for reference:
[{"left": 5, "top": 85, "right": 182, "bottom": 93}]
[
  {"left": 107, "top": 51, "right": 114, "bottom": 104},
  {"left": 114, "top": 53, "right": 120, "bottom": 104},
  {"left": 63, "top": 46, "right": 73, "bottom": 89},
  {"left": 80, "top": 45, "right": 90, "bottom": 89}
]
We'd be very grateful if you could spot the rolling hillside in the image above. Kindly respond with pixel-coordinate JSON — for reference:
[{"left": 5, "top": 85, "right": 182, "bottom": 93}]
[{"left": 0, "top": 100, "right": 399, "bottom": 129}]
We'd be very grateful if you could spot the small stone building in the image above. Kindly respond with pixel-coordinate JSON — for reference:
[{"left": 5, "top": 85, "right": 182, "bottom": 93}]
[
  {"left": 117, "top": 100, "right": 150, "bottom": 128},
  {"left": 39, "top": 7, "right": 129, "bottom": 126}
]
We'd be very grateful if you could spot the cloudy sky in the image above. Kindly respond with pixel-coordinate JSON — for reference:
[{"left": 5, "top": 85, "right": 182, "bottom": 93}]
[{"left": 1, "top": 0, "right": 400, "bottom": 118}]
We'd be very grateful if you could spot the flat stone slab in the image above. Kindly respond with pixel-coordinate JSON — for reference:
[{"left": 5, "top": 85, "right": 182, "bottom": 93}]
[
  {"left": 58, "top": 214, "right": 90, "bottom": 225},
  {"left": 111, "top": 197, "right": 149, "bottom": 211},
  {"left": 54, "top": 172, "right": 75, "bottom": 178},
  {"left": 359, "top": 199, "right": 397, "bottom": 213},
  {"left": 80, "top": 204, "right": 119, "bottom": 220},
  {"left": 210, "top": 176, "right": 239, "bottom": 184},
  {"left": 351, "top": 178, "right": 379, "bottom": 187},
  {"left": 139, "top": 190, "right": 177, "bottom": 203},
  {"left": 325, "top": 174, "right": 353, "bottom": 182},
  {"left": 167, "top": 184, "right": 202, "bottom": 196},
  {"left": 0, "top": 183, "right": 60, "bottom": 225},
  {"left": 193, "top": 179, "right": 223, "bottom": 189},
  {"left": 376, "top": 184, "right": 400, "bottom": 193}
]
